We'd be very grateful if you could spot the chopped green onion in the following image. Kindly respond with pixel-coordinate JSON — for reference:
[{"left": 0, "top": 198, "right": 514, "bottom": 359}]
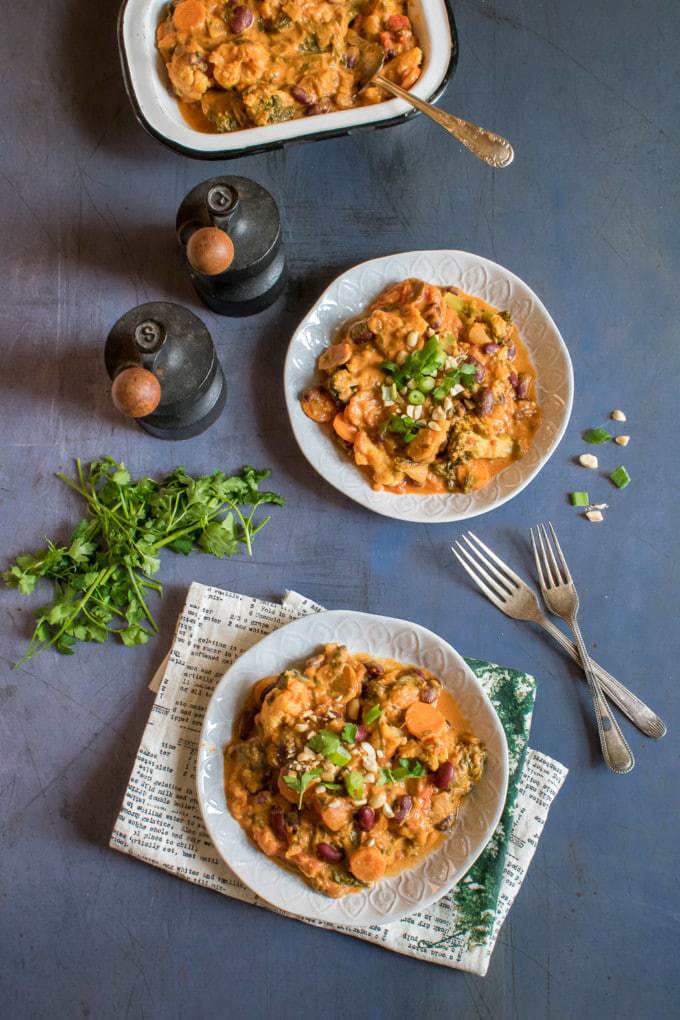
[
  {"left": 344, "top": 771, "right": 364, "bottom": 800},
  {"left": 432, "top": 387, "right": 447, "bottom": 401},
  {"left": 419, "top": 376, "right": 435, "bottom": 393},
  {"left": 433, "top": 351, "right": 447, "bottom": 369},
  {"left": 363, "top": 704, "right": 382, "bottom": 726},
  {"left": 583, "top": 427, "right": 612, "bottom": 444},
  {"left": 409, "top": 389, "right": 425, "bottom": 405},
  {"left": 341, "top": 723, "right": 358, "bottom": 744},
  {"left": 609, "top": 465, "right": 631, "bottom": 489},
  {"left": 381, "top": 385, "right": 395, "bottom": 405},
  {"left": 570, "top": 492, "right": 590, "bottom": 506},
  {"left": 381, "top": 360, "right": 398, "bottom": 374}
]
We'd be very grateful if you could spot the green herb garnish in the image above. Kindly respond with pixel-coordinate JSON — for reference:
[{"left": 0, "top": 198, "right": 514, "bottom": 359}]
[
  {"left": 377, "top": 758, "right": 427, "bottom": 785},
  {"left": 2, "top": 457, "right": 284, "bottom": 665},
  {"left": 570, "top": 492, "right": 590, "bottom": 506},
  {"left": 344, "top": 771, "right": 365, "bottom": 800},
  {"left": 341, "top": 723, "right": 358, "bottom": 744},
  {"left": 384, "top": 414, "right": 425, "bottom": 444},
  {"left": 583, "top": 427, "right": 612, "bottom": 444},
  {"left": 609, "top": 465, "right": 631, "bottom": 489},
  {"left": 363, "top": 704, "right": 382, "bottom": 726},
  {"left": 308, "top": 729, "right": 352, "bottom": 766},
  {"left": 283, "top": 767, "right": 323, "bottom": 808}
]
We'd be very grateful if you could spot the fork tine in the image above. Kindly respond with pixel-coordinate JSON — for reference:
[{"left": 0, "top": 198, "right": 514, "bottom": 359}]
[
  {"left": 461, "top": 535, "right": 516, "bottom": 594},
  {"left": 454, "top": 540, "right": 514, "bottom": 602},
  {"left": 548, "top": 521, "right": 573, "bottom": 583},
  {"left": 540, "top": 522, "right": 563, "bottom": 585},
  {"left": 466, "top": 532, "right": 523, "bottom": 589},
  {"left": 530, "top": 526, "right": 549, "bottom": 589},
  {"left": 451, "top": 544, "right": 507, "bottom": 608}
]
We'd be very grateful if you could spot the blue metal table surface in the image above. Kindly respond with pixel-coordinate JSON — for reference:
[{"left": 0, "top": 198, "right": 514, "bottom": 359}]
[{"left": 1, "top": 1, "right": 678, "bottom": 1017}]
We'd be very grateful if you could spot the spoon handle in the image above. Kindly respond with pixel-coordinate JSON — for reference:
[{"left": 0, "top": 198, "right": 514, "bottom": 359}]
[{"left": 373, "top": 74, "right": 514, "bottom": 169}]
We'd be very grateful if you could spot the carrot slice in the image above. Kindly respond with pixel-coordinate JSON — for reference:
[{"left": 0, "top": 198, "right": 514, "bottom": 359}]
[
  {"left": 173, "top": 0, "right": 206, "bottom": 32},
  {"left": 317, "top": 800, "right": 353, "bottom": 832},
  {"left": 404, "top": 702, "right": 447, "bottom": 739},
  {"left": 349, "top": 846, "right": 385, "bottom": 883},
  {"left": 333, "top": 413, "right": 358, "bottom": 443}
]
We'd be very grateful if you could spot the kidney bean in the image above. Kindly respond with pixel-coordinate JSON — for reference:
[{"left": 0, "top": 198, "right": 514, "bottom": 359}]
[
  {"left": 433, "top": 761, "right": 455, "bottom": 791},
  {"left": 238, "top": 708, "right": 256, "bottom": 740},
  {"left": 230, "top": 5, "right": 254, "bottom": 34},
  {"left": 476, "top": 387, "right": 494, "bottom": 417},
  {"left": 509, "top": 371, "right": 518, "bottom": 387},
  {"left": 515, "top": 372, "right": 531, "bottom": 399},
  {"left": 354, "top": 724, "right": 368, "bottom": 743},
  {"left": 356, "top": 806, "right": 375, "bottom": 832},
  {"left": 306, "top": 100, "right": 331, "bottom": 116},
  {"left": 316, "top": 842, "right": 344, "bottom": 863},
  {"left": 420, "top": 681, "right": 438, "bottom": 704},
  {"left": 483, "top": 342, "right": 501, "bottom": 355},
  {"left": 269, "top": 807, "right": 288, "bottom": 842},
  {"left": 393, "top": 795, "right": 413, "bottom": 824},
  {"left": 435, "top": 814, "right": 454, "bottom": 832},
  {"left": 465, "top": 355, "right": 485, "bottom": 383},
  {"left": 290, "top": 85, "right": 312, "bottom": 105},
  {"left": 259, "top": 680, "right": 278, "bottom": 703}
]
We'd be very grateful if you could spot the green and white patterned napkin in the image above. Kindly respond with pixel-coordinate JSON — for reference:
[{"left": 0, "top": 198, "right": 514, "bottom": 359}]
[{"left": 111, "top": 585, "right": 567, "bottom": 976}]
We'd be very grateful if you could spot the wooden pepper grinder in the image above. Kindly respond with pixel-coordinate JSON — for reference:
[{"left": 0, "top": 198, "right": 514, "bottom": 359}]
[
  {"left": 105, "top": 301, "right": 226, "bottom": 440},
  {"left": 177, "top": 175, "right": 286, "bottom": 316}
]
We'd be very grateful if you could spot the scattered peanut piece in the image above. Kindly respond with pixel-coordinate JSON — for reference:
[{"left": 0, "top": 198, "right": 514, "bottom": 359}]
[
  {"left": 615, "top": 435, "right": 630, "bottom": 446},
  {"left": 579, "top": 453, "right": 599, "bottom": 469},
  {"left": 611, "top": 409, "right": 627, "bottom": 422},
  {"left": 585, "top": 510, "right": 604, "bottom": 523}
]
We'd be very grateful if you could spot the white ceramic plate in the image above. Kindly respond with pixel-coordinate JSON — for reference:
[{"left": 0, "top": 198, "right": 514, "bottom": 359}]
[
  {"left": 118, "top": 0, "right": 455, "bottom": 158},
  {"left": 284, "top": 250, "right": 574, "bottom": 523},
  {"left": 196, "top": 609, "right": 508, "bottom": 927}
]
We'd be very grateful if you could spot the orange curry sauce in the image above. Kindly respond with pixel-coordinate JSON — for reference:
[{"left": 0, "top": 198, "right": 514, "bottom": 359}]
[
  {"left": 157, "top": 1, "right": 423, "bottom": 134},
  {"left": 300, "top": 278, "right": 541, "bottom": 495}
]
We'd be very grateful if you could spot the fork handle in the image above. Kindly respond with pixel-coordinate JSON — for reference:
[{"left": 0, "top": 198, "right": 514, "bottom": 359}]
[
  {"left": 538, "top": 618, "right": 666, "bottom": 739},
  {"left": 567, "top": 617, "right": 635, "bottom": 774}
]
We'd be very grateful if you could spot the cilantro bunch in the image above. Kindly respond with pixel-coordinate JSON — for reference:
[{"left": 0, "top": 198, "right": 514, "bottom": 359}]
[{"left": 3, "top": 457, "right": 284, "bottom": 665}]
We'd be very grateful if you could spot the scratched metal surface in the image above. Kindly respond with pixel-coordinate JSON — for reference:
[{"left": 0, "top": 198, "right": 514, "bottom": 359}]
[{"left": 1, "top": 1, "right": 679, "bottom": 1017}]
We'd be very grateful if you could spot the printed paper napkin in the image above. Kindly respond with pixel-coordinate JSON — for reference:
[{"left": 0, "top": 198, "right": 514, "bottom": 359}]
[{"left": 110, "top": 584, "right": 567, "bottom": 976}]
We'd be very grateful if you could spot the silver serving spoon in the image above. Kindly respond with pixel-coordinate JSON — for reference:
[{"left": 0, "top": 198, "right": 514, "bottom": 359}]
[{"left": 353, "top": 38, "right": 514, "bottom": 169}]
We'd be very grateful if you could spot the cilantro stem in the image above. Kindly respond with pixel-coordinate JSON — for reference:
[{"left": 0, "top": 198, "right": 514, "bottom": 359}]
[{"left": 125, "top": 566, "right": 159, "bottom": 633}]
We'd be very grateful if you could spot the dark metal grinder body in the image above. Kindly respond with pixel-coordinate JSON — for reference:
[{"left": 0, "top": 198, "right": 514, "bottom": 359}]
[
  {"left": 177, "top": 176, "right": 286, "bottom": 317},
  {"left": 105, "top": 302, "right": 226, "bottom": 440}
]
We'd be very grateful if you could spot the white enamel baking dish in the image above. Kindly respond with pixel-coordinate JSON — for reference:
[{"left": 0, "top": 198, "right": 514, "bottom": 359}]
[{"left": 117, "top": 0, "right": 458, "bottom": 159}]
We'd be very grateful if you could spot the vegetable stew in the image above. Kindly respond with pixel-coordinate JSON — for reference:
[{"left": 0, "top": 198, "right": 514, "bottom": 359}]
[
  {"left": 224, "top": 644, "right": 485, "bottom": 898},
  {"left": 156, "top": 1, "right": 423, "bottom": 133},
  {"left": 300, "top": 278, "right": 541, "bottom": 494}
]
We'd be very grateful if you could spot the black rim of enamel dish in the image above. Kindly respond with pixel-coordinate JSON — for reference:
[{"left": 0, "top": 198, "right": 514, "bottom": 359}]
[{"left": 116, "top": 0, "right": 459, "bottom": 161}]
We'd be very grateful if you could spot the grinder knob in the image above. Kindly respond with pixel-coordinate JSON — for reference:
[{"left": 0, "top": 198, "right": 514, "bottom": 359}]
[
  {"left": 186, "top": 227, "right": 235, "bottom": 277},
  {"left": 111, "top": 367, "right": 161, "bottom": 418}
]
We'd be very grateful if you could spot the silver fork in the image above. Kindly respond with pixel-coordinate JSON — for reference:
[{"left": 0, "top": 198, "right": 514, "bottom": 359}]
[
  {"left": 531, "top": 522, "right": 635, "bottom": 774},
  {"left": 451, "top": 532, "right": 665, "bottom": 740}
]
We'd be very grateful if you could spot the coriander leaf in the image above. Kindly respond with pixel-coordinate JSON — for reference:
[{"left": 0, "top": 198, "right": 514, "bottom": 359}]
[
  {"left": 283, "top": 767, "right": 322, "bottom": 808},
  {"left": 197, "top": 515, "right": 239, "bottom": 558},
  {"left": 341, "top": 723, "right": 358, "bottom": 744}
]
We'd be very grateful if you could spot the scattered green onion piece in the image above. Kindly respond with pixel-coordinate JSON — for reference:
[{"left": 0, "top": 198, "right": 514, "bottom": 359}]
[
  {"left": 409, "top": 389, "right": 425, "bottom": 405},
  {"left": 609, "top": 465, "right": 631, "bottom": 489},
  {"left": 583, "top": 427, "right": 612, "bottom": 445},
  {"left": 419, "top": 376, "right": 435, "bottom": 393},
  {"left": 570, "top": 492, "right": 590, "bottom": 506},
  {"left": 381, "top": 360, "right": 398, "bottom": 374},
  {"left": 363, "top": 704, "right": 382, "bottom": 726},
  {"left": 344, "top": 771, "right": 364, "bottom": 800},
  {"left": 433, "top": 351, "right": 447, "bottom": 368},
  {"left": 381, "top": 385, "right": 394, "bottom": 404}
]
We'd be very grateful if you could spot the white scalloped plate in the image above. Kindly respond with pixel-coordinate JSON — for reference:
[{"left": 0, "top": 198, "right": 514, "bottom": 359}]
[
  {"left": 196, "top": 610, "right": 508, "bottom": 927},
  {"left": 284, "top": 250, "right": 573, "bottom": 522}
]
